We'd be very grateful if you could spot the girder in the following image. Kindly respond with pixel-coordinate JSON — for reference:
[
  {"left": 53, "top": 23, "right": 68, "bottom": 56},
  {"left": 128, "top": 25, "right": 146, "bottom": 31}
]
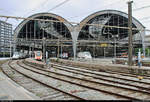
[{"left": 38, "top": 21, "right": 64, "bottom": 39}]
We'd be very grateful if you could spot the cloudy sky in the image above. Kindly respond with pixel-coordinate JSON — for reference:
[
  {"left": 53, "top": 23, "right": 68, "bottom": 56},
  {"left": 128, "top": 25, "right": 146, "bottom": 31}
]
[{"left": 0, "top": 0, "right": 150, "bottom": 34}]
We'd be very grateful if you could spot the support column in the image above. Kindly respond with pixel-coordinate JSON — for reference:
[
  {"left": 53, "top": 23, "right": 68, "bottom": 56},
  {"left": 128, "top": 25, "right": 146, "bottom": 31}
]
[
  {"left": 29, "top": 45, "right": 31, "bottom": 58},
  {"left": 114, "top": 39, "right": 116, "bottom": 58},
  {"left": 142, "top": 28, "right": 146, "bottom": 58},
  {"left": 73, "top": 40, "right": 77, "bottom": 60},
  {"left": 13, "top": 31, "right": 16, "bottom": 53},
  {"left": 61, "top": 43, "right": 63, "bottom": 59},
  {"left": 71, "top": 26, "right": 80, "bottom": 61},
  {"left": 104, "top": 47, "right": 106, "bottom": 58},
  {"left": 57, "top": 39, "right": 60, "bottom": 58}
]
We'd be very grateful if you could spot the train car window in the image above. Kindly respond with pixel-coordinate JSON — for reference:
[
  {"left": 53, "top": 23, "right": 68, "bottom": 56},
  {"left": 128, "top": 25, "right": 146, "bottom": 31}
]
[{"left": 36, "top": 52, "right": 41, "bottom": 56}]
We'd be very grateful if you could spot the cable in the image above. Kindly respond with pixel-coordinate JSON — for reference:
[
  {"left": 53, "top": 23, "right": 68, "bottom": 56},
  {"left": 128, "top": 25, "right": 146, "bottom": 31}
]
[
  {"left": 0, "top": 8, "right": 12, "bottom": 14},
  {"left": 0, "top": 14, "right": 148, "bottom": 31},
  {"left": 47, "top": 0, "right": 70, "bottom": 12},
  {"left": 23, "top": 0, "right": 49, "bottom": 17},
  {"left": 133, "top": 2, "right": 137, "bottom": 9},
  {"left": 138, "top": 16, "right": 150, "bottom": 21},
  {"left": 142, "top": 19, "right": 150, "bottom": 23},
  {"left": 133, "top": 4, "right": 150, "bottom": 11},
  {"left": 0, "top": 8, "right": 3, "bottom": 11},
  {"left": 67, "top": 0, "right": 124, "bottom": 20}
]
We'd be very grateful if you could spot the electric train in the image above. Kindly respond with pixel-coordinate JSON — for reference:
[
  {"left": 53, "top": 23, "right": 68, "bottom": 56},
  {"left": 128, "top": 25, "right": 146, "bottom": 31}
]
[
  {"left": 34, "top": 51, "right": 42, "bottom": 60},
  {"left": 77, "top": 51, "right": 92, "bottom": 59},
  {"left": 12, "top": 52, "right": 27, "bottom": 60}
]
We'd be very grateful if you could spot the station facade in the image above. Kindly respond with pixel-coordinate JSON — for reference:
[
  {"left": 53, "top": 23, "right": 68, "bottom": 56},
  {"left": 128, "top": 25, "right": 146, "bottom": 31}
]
[{"left": 14, "top": 10, "right": 145, "bottom": 58}]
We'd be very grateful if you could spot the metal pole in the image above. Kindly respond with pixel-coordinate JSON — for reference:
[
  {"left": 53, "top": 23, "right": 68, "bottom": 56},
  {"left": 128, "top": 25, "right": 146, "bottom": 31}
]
[
  {"left": 148, "top": 48, "right": 150, "bottom": 57},
  {"left": 46, "top": 51, "right": 48, "bottom": 66},
  {"left": 57, "top": 39, "right": 60, "bottom": 58},
  {"left": 61, "top": 44, "right": 62, "bottom": 59},
  {"left": 104, "top": 47, "right": 105, "bottom": 58},
  {"left": 43, "top": 37, "right": 46, "bottom": 63},
  {"left": 10, "top": 31, "right": 12, "bottom": 58},
  {"left": 29, "top": 45, "right": 31, "bottom": 58},
  {"left": 142, "top": 28, "right": 146, "bottom": 58},
  {"left": 128, "top": 1, "right": 133, "bottom": 66},
  {"left": 114, "top": 38, "right": 116, "bottom": 58},
  {"left": 93, "top": 45, "right": 95, "bottom": 58},
  {"left": 10, "top": 38, "right": 11, "bottom": 58}
]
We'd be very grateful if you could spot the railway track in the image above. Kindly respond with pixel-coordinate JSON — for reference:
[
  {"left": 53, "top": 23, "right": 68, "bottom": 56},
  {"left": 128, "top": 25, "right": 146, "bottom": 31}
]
[
  {"left": 1, "top": 60, "right": 84, "bottom": 100},
  {"left": 14, "top": 60, "right": 130, "bottom": 100},
  {"left": 53, "top": 62, "right": 150, "bottom": 76},
  {"left": 53, "top": 62, "right": 150, "bottom": 79},
  {"left": 8, "top": 60, "right": 130, "bottom": 100},
  {"left": 51, "top": 61, "right": 150, "bottom": 80},
  {"left": 20, "top": 60, "right": 150, "bottom": 100},
  {"left": 24, "top": 60, "right": 150, "bottom": 91},
  {"left": 50, "top": 62, "right": 150, "bottom": 87}
]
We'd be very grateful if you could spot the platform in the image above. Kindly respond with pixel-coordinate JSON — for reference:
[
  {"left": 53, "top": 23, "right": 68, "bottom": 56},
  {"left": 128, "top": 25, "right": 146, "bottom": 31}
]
[{"left": 0, "top": 68, "right": 41, "bottom": 100}]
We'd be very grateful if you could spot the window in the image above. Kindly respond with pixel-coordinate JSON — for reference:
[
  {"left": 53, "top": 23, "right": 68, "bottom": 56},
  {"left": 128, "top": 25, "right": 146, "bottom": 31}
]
[{"left": 36, "top": 51, "right": 41, "bottom": 56}]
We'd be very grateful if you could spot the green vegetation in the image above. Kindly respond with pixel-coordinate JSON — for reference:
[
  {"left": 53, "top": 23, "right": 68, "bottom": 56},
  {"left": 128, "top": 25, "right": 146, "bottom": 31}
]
[
  {"left": 134, "top": 48, "right": 150, "bottom": 57},
  {"left": 48, "top": 72, "right": 51, "bottom": 76},
  {"left": 56, "top": 58, "right": 59, "bottom": 62},
  {"left": 0, "top": 52, "right": 10, "bottom": 57},
  {"left": 36, "top": 92, "right": 43, "bottom": 97},
  {"left": 9, "top": 74, "right": 14, "bottom": 78},
  {"left": 0, "top": 60, "right": 8, "bottom": 72},
  {"left": 145, "top": 48, "right": 150, "bottom": 56}
]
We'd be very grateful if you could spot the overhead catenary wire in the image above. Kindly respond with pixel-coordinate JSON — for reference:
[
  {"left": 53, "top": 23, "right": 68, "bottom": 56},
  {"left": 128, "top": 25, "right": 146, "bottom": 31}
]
[
  {"left": 0, "top": 14, "right": 148, "bottom": 32},
  {"left": 1, "top": 1, "right": 149, "bottom": 32},
  {"left": 47, "top": 0, "right": 70, "bottom": 12},
  {"left": 0, "top": 8, "right": 13, "bottom": 14},
  {"left": 133, "top": 4, "right": 150, "bottom": 11},
  {"left": 67, "top": 0, "right": 123, "bottom": 20},
  {"left": 23, "top": 0, "right": 49, "bottom": 17},
  {"left": 142, "top": 19, "right": 150, "bottom": 23},
  {"left": 139, "top": 16, "right": 150, "bottom": 21}
]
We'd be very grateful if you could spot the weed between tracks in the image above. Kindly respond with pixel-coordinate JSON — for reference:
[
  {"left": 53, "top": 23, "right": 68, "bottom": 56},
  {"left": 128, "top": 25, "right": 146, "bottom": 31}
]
[
  {"left": 36, "top": 92, "right": 43, "bottom": 97},
  {"left": 9, "top": 73, "right": 15, "bottom": 78},
  {"left": 0, "top": 60, "right": 8, "bottom": 72}
]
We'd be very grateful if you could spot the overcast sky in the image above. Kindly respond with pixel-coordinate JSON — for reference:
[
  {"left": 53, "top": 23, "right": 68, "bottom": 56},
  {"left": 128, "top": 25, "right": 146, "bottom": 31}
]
[{"left": 0, "top": 0, "right": 150, "bottom": 34}]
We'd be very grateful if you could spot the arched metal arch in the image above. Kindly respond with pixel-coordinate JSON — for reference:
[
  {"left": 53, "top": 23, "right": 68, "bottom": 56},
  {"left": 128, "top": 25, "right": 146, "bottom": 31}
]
[
  {"left": 72, "top": 10, "right": 146, "bottom": 59},
  {"left": 14, "top": 12, "right": 73, "bottom": 40},
  {"left": 79, "top": 10, "right": 145, "bottom": 31}
]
